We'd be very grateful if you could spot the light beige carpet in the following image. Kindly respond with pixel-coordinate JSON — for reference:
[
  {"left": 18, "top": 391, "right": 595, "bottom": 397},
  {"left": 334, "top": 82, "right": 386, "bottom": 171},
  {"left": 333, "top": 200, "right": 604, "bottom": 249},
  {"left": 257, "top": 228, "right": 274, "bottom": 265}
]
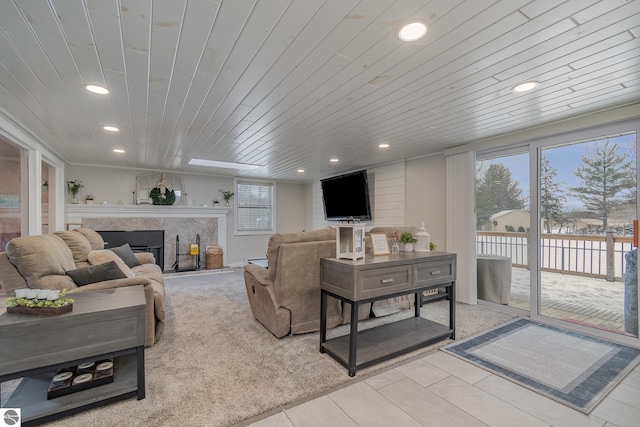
[{"left": 33, "top": 269, "right": 514, "bottom": 426}]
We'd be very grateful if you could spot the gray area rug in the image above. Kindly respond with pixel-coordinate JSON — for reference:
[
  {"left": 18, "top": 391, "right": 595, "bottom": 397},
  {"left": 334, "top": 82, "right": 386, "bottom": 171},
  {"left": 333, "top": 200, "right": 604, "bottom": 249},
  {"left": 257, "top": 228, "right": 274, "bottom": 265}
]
[
  {"left": 442, "top": 317, "right": 640, "bottom": 414},
  {"left": 15, "top": 269, "right": 514, "bottom": 426}
]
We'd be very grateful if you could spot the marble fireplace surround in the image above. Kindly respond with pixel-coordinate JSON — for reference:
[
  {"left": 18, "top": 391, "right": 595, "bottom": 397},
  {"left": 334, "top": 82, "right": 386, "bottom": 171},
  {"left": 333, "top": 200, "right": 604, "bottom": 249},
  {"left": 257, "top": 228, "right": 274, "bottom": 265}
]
[{"left": 66, "top": 205, "right": 230, "bottom": 271}]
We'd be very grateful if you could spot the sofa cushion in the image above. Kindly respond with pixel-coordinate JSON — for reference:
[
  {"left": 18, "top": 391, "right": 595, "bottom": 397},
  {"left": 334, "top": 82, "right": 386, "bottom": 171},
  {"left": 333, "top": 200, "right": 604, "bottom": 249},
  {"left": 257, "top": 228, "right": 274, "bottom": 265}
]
[
  {"left": 131, "top": 263, "right": 164, "bottom": 291},
  {"left": 73, "top": 228, "right": 105, "bottom": 250},
  {"left": 66, "top": 260, "right": 127, "bottom": 286},
  {"left": 6, "top": 234, "right": 77, "bottom": 290},
  {"left": 0, "top": 252, "right": 28, "bottom": 296},
  {"left": 110, "top": 243, "right": 141, "bottom": 268},
  {"left": 54, "top": 230, "right": 92, "bottom": 267},
  {"left": 87, "top": 250, "right": 136, "bottom": 278}
]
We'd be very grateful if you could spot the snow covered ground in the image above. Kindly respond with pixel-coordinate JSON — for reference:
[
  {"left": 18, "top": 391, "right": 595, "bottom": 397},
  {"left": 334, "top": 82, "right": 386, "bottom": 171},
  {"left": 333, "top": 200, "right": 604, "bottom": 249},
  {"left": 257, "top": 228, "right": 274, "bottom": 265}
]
[{"left": 510, "top": 267, "right": 626, "bottom": 315}]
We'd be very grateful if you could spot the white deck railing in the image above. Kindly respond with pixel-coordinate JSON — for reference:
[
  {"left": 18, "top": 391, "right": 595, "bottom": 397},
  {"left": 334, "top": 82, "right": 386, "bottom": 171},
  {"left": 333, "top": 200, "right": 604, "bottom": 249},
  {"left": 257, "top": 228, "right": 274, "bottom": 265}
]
[{"left": 476, "top": 231, "right": 635, "bottom": 281}]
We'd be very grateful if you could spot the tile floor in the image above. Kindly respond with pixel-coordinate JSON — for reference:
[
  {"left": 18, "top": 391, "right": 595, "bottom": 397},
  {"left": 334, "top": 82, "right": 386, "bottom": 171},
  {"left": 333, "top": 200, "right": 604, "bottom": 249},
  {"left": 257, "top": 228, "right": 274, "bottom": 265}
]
[{"left": 243, "top": 348, "right": 640, "bottom": 427}]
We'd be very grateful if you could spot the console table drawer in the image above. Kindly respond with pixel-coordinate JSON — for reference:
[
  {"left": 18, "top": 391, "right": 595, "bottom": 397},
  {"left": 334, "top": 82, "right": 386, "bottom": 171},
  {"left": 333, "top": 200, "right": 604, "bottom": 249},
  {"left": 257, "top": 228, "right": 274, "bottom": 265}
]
[
  {"left": 414, "top": 260, "right": 454, "bottom": 286},
  {"left": 359, "top": 265, "right": 411, "bottom": 298}
]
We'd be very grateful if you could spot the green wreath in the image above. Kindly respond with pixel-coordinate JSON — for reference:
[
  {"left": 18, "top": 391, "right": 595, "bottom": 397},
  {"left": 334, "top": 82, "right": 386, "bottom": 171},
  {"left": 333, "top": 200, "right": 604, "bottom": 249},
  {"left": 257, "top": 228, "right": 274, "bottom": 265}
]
[{"left": 149, "top": 187, "right": 176, "bottom": 205}]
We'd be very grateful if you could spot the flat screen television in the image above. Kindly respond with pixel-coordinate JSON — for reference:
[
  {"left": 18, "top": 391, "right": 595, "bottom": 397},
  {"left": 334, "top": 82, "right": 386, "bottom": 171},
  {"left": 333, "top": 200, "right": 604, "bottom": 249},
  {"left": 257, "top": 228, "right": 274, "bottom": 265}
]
[{"left": 321, "top": 169, "right": 372, "bottom": 222}]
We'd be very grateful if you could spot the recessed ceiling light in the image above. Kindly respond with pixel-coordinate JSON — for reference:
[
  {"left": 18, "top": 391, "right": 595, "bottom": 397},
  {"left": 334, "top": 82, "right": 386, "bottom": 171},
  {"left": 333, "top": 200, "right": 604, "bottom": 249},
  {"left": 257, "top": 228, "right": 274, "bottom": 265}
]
[
  {"left": 512, "top": 81, "right": 540, "bottom": 93},
  {"left": 113, "top": 149, "right": 125, "bottom": 153},
  {"left": 297, "top": 169, "right": 305, "bottom": 173},
  {"left": 330, "top": 158, "right": 339, "bottom": 163},
  {"left": 103, "top": 126, "right": 119, "bottom": 132},
  {"left": 378, "top": 143, "right": 390, "bottom": 148},
  {"left": 85, "top": 84, "right": 109, "bottom": 95},
  {"left": 397, "top": 21, "right": 428, "bottom": 42},
  {"left": 188, "top": 158, "right": 262, "bottom": 170}
]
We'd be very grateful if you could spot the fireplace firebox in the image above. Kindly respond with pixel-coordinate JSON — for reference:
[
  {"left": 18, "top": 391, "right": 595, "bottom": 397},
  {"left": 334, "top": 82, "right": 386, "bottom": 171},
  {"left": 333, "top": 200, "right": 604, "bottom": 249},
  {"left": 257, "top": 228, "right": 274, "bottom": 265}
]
[{"left": 97, "top": 230, "right": 164, "bottom": 270}]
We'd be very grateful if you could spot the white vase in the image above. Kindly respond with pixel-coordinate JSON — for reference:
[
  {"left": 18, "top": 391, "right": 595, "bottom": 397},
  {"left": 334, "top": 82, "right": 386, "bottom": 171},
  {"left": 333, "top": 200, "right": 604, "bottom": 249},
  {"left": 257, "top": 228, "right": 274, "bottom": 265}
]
[
  {"left": 404, "top": 243, "right": 414, "bottom": 252},
  {"left": 72, "top": 196, "right": 78, "bottom": 204}
]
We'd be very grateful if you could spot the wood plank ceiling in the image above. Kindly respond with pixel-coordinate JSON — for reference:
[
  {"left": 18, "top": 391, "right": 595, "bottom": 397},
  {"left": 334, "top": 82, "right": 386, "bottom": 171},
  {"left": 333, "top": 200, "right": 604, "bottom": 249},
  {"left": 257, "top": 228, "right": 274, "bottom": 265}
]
[{"left": 0, "top": 0, "right": 638, "bottom": 181}]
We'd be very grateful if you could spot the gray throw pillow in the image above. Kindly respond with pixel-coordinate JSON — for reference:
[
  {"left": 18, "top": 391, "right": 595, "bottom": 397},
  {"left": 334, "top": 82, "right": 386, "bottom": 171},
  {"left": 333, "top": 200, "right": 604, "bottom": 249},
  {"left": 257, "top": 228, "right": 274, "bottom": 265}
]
[
  {"left": 66, "top": 261, "right": 127, "bottom": 286},
  {"left": 109, "top": 243, "right": 141, "bottom": 268}
]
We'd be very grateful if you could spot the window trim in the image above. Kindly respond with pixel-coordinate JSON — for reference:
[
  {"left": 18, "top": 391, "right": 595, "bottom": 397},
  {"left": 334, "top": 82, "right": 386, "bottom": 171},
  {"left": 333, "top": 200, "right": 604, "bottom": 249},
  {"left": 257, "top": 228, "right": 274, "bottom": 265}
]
[{"left": 233, "top": 178, "right": 276, "bottom": 236}]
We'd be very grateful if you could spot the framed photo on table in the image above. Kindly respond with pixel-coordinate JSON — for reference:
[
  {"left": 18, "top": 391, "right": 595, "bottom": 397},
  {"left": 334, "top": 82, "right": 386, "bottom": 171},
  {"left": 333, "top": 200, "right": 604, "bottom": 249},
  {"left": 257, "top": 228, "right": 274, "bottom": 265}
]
[{"left": 370, "top": 233, "right": 390, "bottom": 256}]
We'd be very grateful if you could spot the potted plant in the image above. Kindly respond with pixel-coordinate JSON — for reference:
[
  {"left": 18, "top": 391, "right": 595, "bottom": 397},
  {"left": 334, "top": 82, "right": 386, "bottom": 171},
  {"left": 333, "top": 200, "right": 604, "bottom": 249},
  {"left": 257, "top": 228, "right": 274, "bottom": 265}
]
[
  {"left": 67, "top": 180, "right": 83, "bottom": 204},
  {"left": 213, "top": 198, "right": 220, "bottom": 207},
  {"left": 220, "top": 189, "right": 234, "bottom": 207},
  {"left": 399, "top": 231, "right": 417, "bottom": 252},
  {"left": 85, "top": 194, "right": 94, "bottom": 204}
]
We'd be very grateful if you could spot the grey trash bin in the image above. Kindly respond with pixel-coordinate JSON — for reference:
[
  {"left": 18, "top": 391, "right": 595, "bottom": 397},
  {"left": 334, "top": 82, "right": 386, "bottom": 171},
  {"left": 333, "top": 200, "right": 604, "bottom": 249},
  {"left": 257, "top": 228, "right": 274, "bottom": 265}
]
[{"left": 624, "top": 248, "right": 638, "bottom": 336}]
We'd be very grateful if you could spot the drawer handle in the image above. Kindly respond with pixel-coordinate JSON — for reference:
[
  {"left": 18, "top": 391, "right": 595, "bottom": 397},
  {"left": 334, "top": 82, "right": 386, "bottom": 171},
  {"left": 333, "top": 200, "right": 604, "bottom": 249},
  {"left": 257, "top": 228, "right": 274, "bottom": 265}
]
[
  {"left": 381, "top": 278, "right": 394, "bottom": 284},
  {"left": 431, "top": 271, "right": 441, "bottom": 275}
]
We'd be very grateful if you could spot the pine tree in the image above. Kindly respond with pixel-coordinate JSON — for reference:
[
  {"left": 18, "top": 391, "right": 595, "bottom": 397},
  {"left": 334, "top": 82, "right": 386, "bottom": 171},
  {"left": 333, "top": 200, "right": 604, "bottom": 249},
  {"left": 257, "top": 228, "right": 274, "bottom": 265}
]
[
  {"left": 570, "top": 139, "right": 633, "bottom": 230},
  {"left": 476, "top": 163, "right": 526, "bottom": 228},
  {"left": 540, "top": 155, "right": 565, "bottom": 233}
]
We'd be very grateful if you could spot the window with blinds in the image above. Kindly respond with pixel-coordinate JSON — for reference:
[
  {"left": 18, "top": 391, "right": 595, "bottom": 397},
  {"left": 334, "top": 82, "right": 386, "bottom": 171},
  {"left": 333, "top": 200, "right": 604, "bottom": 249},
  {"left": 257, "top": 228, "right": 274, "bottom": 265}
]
[{"left": 236, "top": 181, "right": 274, "bottom": 233}]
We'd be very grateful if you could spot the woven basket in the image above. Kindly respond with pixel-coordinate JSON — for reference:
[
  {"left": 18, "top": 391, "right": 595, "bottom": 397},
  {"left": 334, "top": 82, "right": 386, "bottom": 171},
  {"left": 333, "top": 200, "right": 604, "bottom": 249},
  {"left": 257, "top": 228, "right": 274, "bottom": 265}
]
[{"left": 205, "top": 246, "right": 223, "bottom": 269}]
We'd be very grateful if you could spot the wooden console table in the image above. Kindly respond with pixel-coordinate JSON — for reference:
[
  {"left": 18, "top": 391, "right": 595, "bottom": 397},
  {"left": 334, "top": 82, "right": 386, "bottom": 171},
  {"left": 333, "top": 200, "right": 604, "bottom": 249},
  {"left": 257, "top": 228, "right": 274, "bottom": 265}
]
[{"left": 320, "top": 251, "right": 456, "bottom": 376}]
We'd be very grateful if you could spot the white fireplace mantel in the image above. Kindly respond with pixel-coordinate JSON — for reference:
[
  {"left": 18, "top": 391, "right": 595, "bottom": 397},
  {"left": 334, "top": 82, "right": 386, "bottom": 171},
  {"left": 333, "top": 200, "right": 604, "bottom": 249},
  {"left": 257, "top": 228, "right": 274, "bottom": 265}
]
[{"left": 66, "top": 204, "right": 230, "bottom": 220}]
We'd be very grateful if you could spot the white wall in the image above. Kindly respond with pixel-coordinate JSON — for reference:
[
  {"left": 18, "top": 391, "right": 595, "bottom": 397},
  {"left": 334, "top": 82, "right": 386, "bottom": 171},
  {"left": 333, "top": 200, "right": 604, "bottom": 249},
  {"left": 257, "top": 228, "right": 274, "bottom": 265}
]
[
  {"left": 305, "top": 159, "right": 448, "bottom": 244},
  {"left": 310, "top": 161, "right": 408, "bottom": 231},
  {"left": 65, "top": 165, "right": 235, "bottom": 206},
  {"left": 406, "top": 154, "right": 447, "bottom": 251},
  {"left": 227, "top": 181, "right": 308, "bottom": 264},
  {"left": 65, "top": 165, "right": 307, "bottom": 266}
]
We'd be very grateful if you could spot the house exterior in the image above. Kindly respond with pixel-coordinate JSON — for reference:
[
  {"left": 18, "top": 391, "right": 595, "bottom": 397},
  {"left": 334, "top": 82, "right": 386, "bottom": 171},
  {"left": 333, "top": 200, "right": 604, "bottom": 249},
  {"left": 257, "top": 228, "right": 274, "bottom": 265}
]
[{"left": 489, "top": 210, "right": 530, "bottom": 232}]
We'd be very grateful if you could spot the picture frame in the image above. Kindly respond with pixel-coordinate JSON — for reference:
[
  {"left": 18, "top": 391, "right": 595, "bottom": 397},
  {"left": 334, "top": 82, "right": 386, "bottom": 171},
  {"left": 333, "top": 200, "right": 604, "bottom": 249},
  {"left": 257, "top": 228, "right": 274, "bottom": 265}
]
[{"left": 370, "top": 233, "right": 390, "bottom": 256}]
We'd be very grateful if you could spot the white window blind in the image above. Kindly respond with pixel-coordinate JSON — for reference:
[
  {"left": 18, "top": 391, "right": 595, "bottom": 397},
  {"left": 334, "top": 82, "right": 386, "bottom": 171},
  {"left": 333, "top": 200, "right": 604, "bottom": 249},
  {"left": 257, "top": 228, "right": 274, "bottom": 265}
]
[{"left": 236, "top": 181, "right": 273, "bottom": 232}]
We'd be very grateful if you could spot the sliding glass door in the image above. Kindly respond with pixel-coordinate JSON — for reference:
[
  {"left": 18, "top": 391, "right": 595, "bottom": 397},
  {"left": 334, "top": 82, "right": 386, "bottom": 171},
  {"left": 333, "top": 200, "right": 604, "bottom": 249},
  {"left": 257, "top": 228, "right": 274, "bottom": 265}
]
[
  {"left": 537, "top": 133, "right": 637, "bottom": 338},
  {"left": 476, "top": 122, "right": 639, "bottom": 344}
]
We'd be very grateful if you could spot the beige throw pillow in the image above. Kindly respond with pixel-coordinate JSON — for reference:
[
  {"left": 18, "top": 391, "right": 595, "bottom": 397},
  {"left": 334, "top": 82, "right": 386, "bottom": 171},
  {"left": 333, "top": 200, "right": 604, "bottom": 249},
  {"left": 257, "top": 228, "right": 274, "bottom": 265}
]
[{"left": 87, "top": 250, "right": 135, "bottom": 278}]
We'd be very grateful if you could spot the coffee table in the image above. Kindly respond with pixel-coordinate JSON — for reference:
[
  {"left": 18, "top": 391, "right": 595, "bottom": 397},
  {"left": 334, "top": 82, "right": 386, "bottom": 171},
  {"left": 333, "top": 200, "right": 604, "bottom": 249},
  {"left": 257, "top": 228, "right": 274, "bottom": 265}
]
[{"left": 0, "top": 286, "right": 146, "bottom": 426}]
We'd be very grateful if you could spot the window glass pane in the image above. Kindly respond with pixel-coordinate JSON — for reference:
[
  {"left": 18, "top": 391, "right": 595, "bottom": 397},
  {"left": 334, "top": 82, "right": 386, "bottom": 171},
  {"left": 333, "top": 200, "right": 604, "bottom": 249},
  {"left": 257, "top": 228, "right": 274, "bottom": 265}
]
[
  {"left": 475, "top": 151, "right": 530, "bottom": 311},
  {"left": 0, "top": 138, "right": 23, "bottom": 252},
  {"left": 539, "top": 132, "right": 636, "bottom": 336},
  {"left": 237, "top": 182, "right": 273, "bottom": 232}
]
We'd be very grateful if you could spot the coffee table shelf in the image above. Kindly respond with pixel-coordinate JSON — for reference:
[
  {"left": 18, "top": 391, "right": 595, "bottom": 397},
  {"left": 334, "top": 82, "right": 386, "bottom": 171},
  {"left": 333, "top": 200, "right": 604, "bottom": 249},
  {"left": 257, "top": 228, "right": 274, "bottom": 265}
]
[{"left": 4, "top": 353, "right": 140, "bottom": 425}]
